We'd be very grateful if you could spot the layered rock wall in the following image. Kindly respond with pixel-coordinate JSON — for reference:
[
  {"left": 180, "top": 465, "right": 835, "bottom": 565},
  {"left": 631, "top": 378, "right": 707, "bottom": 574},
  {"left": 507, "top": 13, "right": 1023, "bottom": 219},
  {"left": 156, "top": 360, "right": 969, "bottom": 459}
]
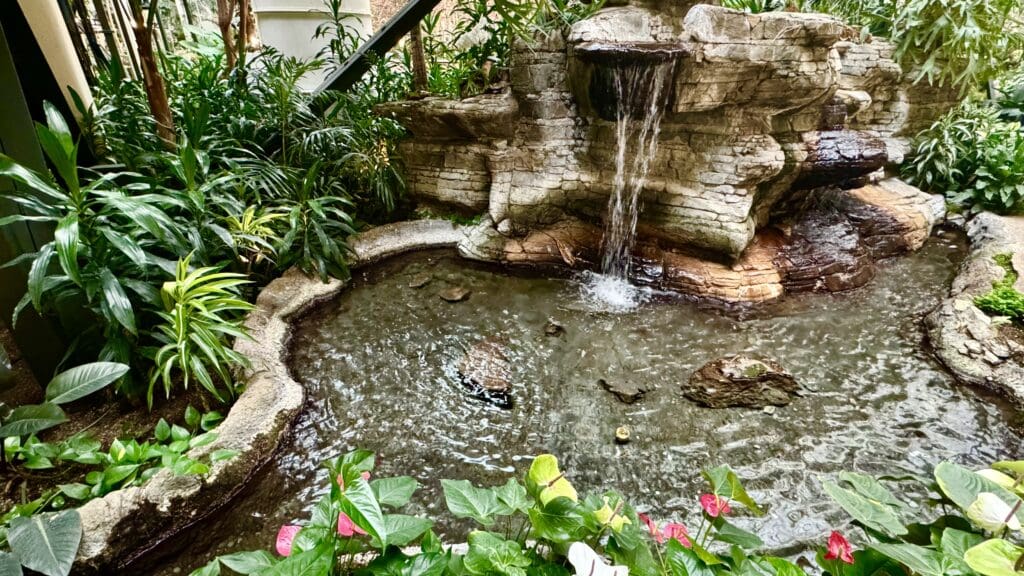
[{"left": 378, "top": 3, "right": 957, "bottom": 301}]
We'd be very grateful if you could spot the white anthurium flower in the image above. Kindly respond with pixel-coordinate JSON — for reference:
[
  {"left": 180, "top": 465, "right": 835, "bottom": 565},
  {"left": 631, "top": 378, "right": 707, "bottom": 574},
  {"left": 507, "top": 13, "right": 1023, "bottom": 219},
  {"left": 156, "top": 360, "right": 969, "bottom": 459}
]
[
  {"left": 976, "top": 468, "right": 1017, "bottom": 490},
  {"left": 966, "top": 492, "right": 1022, "bottom": 532},
  {"left": 568, "top": 542, "right": 628, "bottom": 576}
]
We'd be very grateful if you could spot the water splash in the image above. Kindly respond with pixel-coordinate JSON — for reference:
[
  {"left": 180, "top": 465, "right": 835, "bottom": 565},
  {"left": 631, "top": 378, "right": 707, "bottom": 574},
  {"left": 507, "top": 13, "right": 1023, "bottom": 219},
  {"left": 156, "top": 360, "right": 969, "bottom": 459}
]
[{"left": 583, "top": 58, "right": 675, "bottom": 311}]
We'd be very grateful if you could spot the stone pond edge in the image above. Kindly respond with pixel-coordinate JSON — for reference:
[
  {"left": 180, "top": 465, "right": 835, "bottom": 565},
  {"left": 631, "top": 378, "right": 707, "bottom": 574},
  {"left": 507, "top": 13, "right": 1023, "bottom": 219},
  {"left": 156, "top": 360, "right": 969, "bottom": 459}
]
[
  {"left": 73, "top": 219, "right": 469, "bottom": 572},
  {"left": 926, "top": 212, "right": 1024, "bottom": 409}
]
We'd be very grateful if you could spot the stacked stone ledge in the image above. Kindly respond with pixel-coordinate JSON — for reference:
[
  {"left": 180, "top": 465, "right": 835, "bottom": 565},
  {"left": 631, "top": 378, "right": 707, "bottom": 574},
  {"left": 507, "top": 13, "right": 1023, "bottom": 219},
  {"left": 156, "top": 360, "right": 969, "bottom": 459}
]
[{"left": 375, "top": 3, "right": 958, "bottom": 304}]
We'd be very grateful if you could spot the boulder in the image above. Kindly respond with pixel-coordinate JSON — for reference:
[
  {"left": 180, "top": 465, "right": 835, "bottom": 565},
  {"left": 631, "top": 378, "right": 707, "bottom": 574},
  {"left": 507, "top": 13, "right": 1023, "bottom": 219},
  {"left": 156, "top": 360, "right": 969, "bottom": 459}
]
[
  {"left": 684, "top": 355, "right": 799, "bottom": 408},
  {"left": 458, "top": 338, "right": 513, "bottom": 408}
]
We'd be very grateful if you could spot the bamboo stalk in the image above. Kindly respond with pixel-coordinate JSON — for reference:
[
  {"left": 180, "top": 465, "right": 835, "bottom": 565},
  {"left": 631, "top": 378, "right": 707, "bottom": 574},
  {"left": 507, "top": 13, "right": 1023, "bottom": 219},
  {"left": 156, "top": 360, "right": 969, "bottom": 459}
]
[{"left": 92, "top": 0, "right": 124, "bottom": 72}]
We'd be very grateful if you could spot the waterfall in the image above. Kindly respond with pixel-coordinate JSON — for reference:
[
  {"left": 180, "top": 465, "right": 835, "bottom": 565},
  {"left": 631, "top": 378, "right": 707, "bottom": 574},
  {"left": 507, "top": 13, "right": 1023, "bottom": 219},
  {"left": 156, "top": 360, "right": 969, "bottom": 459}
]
[{"left": 599, "top": 60, "right": 674, "bottom": 280}]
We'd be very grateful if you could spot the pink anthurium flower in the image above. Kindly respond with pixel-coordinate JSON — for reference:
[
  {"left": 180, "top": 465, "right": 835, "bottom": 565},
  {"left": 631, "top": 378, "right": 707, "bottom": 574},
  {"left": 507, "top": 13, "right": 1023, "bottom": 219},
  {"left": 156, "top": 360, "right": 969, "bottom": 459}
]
[
  {"left": 276, "top": 525, "right": 301, "bottom": 556},
  {"left": 824, "top": 531, "right": 855, "bottom": 564},
  {"left": 700, "top": 494, "right": 731, "bottom": 517},
  {"left": 638, "top": 513, "right": 661, "bottom": 542},
  {"left": 338, "top": 512, "right": 368, "bottom": 537},
  {"left": 638, "top": 513, "right": 692, "bottom": 547},
  {"left": 663, "top": 523, "right": 692, "bottom": 548},
  {"left": 337, "top": 470, "right": 372, "bottom": 490}
]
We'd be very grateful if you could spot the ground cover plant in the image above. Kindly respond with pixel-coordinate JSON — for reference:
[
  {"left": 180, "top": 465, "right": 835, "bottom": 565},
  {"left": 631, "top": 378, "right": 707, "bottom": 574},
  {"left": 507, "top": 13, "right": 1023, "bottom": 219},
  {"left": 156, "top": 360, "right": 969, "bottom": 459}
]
[{"left": 189, "top": 450, "right": 1024, "bottom": 576}]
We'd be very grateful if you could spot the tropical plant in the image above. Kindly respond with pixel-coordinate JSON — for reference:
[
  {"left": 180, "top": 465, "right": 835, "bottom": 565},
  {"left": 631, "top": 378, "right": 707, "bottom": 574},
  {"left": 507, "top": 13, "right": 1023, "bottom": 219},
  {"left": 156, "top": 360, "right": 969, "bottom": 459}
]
[
  {"left": 720, "top": 0, "right": 787, "bottom": 12},
  {"left": 974, "top": 253, "right": 1024, "bottom": 323},
  {"left": 149, "top": 255, "right": 253, "bottom": 407},
  {"left": 819, "top": 460, "right": 1024, "bottom": 576},
  {"left": 190, "top": 451, "right": 808, "bottom": 576},
  {"left": 0, "top": 362, "right": 129, "bottom": 444},
  {"left": 0, "top": 406, "right": 233, "bottom": 576},
  {"left": 903, "top": 101, "right": 1024, "bottom": 214}
]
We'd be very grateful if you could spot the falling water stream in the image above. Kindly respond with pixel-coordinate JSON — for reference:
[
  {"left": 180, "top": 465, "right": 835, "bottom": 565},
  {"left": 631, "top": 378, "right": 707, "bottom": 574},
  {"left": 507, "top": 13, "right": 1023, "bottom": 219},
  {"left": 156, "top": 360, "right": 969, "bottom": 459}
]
[{"left": 583, "top": 59, "right": 676, "bottom": 312}]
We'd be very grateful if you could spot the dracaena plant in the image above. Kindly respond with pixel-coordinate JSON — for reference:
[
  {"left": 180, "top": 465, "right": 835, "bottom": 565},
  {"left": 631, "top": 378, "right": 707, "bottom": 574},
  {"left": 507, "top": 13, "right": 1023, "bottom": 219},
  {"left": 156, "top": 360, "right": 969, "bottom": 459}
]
[
  {"left": 149, "top": 254, "right": 253, "bottom": 407},
  {"left": 0, "top": 103, "right": 199, "bottom": 387}
]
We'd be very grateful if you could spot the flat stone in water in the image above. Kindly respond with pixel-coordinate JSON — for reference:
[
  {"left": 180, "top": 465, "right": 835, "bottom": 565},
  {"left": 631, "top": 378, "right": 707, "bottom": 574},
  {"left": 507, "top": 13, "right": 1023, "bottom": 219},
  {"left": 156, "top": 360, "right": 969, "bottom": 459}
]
[
  {"left": 440, "top": 286, "right": 471, "bottom": 302},
  {"left": 684, "top": 355, "right": 798, "bottom": 409},
  {"left": 409, "top": 273, "right": 432, "bottom": 289},
  {"left": 599, "top": 378, "right": 653, "bottom": 404}
]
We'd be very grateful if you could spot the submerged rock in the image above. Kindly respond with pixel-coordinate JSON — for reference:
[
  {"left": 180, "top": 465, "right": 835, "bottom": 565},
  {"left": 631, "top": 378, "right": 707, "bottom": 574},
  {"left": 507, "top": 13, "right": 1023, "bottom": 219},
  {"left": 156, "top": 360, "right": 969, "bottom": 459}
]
[
  {"left": 684, "top": 355, "right": 799, "bottom": 408},
  {"left": 440, "top": 286, "right": 472, "bottom": 302},
  {"left": 458, "top": 338, "right": 513, "bottom": 408},
  {"left": 544, "top": 320, "right": 565, "bottom": 337},
  {"left": 599, "top": 378, "right": 653, "bottom": 404},
  {"left": 409, "top": 274, "right": 432, "bottom": 289}
]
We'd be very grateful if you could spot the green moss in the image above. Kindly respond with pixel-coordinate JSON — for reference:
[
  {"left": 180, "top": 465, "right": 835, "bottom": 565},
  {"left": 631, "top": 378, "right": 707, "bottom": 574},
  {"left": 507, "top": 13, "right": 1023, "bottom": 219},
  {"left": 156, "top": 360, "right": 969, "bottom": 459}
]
[{"left": 974, "top": 253, "right": 1024, "bottom": 322}]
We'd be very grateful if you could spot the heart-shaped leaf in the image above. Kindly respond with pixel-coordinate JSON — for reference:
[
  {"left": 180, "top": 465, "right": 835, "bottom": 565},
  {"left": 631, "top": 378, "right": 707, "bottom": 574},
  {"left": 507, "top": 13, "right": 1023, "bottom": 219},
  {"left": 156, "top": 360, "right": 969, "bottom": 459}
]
[{"left": 8, "top": 510, "right": 81, "bottom": 576}]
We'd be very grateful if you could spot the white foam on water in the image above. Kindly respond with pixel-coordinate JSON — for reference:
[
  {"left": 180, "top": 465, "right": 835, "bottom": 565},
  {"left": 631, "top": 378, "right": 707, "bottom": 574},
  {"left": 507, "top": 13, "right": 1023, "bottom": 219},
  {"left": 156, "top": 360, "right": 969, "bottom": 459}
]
[{"left": 578, "top": 271, "right": 653, "bottom": 313}]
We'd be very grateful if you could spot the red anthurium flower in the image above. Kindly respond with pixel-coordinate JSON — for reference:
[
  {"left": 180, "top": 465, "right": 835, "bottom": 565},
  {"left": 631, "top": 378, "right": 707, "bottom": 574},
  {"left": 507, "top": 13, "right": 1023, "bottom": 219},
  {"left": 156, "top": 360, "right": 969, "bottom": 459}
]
[
  {"left": 338, "top": 512, "right": 368, "bottom": 537},
  {"left": 663, "top": 523, "right": 692, "bottom": 548},
  {"left": 276, "top": 525, "right": 301, "bottom": 556},
  {"left": 824, "top": 531, "right": 854, "bottom": 564},
  {"left": 699, "top": 494, "right": 731, "bottom": 518}
]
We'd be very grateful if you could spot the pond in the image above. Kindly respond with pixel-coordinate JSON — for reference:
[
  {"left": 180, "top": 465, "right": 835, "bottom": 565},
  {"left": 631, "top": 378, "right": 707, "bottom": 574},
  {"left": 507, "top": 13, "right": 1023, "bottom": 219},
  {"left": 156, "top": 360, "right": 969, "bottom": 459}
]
[{"left": 147, "top": 230, "right": 1022, "bottom": 574}]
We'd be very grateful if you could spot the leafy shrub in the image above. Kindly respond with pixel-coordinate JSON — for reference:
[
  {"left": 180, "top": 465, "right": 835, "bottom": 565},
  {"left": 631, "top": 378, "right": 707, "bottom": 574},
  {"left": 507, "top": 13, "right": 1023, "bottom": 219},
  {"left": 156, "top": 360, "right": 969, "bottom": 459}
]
[
  {"left": 974, "top": 253, "right": 1024, "bottom": 322},
  {"left": 149, "top": 255, "right": 253, "bottom": 407},
  {"left": 903, "top": 102, "right": 1024, "bottom": 214},
  {"left": 752, "top": 0, "right": 1024, "bottom": 92}
]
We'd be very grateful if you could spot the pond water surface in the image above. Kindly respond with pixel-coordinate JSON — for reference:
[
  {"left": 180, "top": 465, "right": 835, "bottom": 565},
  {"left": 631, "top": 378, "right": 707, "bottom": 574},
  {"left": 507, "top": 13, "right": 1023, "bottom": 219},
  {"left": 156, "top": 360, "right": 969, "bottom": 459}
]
[{"left": 150, "top": 231, "right": 1022, "bottom": 574}]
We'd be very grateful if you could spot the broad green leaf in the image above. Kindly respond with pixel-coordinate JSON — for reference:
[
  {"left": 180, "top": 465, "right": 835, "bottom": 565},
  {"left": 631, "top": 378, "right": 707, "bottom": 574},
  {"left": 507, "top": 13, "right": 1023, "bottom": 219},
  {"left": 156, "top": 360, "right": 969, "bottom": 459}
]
[
  {"left": 45, "top": 362, "right": 128, "bottom": 404},
  {"left": 0, "top": 403, "right": 67, "bottom": 438},
  {"left": 218, "top": 550, "right": 276, "bottom": 574},
  {"left": 371, "top": 477, "right": 419, "bottom": 509},
  {"left": 870, "top": 543, "right": 951, "bottom": 576},
  {"left": 527, "top": 454, "right": 577, "bottom": 506},
  {"left": 992, "top": 461, "right": 1024, "bottom": 476},
  {"left": 839, "top": 472, "right": 905, "bottom": 508},
  {"left": 463, "top": 531, "right": 530, "bottom": 576},
  {"left": 0, "top": 551, "right": 23, "bottom": 576},
  {"left": 764, "top": 557, "right": 804, "bottom": 576},
  {"left": 188, "top": 559, "right": 221, "bottom": 576},
  {"left": 54, "top": 214, "right": 79, "bottom": 285},
  {"left": 442, "top": 479, "right": 503, "bottom": 526},
  {"left": 155, "top": 419, "right": 171, "bottom": 442},
  {"left": 935, "top": 462, "right": 1024, "bottom": 523},
  {"left": 27, "top": 242, "right": 55, "bottom": 311},
  {"left": 57, "top": 483, "right": 92, "bottom": 501},
  {"left": 376, "top": 514, "right": 433, "bottom": 547},
  {"left": 99, "top": 268, "right": 136, "bottom": 335},
  {"left": 941, "top": 528, "right": 985, "bottom": 575},
  {"left": 339, "top": 478, "right": 388, "bottom": 549},
  {"left": 712, "top": 518, "right": 764, "bottom": 549},
  {"left": 964, "top": 539, "right": 1024, "bottom": 576},
  {"left": 8, "top": 510, "right": 81, "bottom": 576},
  {"left": 702, "top": 466, "right": 763, "bottom": 515},
  {"left": 822, "top": 480, "right": 907, "bottom": 537},
  {"left": 494, "top": 479, "right": 531, "bottom": 515},
  {"left": 526, "top": 497, "right": 584, "bottom": 545},
  {"left": 259, "top": 542, "right": 332, "bottom": 576},
  {"left": 666, "top": 539, "right": 716, "bottom": 576}
]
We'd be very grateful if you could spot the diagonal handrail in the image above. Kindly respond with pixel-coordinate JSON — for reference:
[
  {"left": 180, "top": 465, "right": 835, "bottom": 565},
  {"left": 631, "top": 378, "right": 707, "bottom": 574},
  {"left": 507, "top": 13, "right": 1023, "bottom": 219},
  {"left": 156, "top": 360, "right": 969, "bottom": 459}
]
[{"left": 314, "top": 0, "right": 443, "bottom": 94}]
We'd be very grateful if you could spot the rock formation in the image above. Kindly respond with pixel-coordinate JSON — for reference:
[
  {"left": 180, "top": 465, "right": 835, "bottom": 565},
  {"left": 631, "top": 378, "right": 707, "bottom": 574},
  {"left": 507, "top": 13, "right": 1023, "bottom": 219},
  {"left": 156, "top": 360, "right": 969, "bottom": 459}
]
[{"left": 377, "top": 2, "right": 956, "bottom": 304}]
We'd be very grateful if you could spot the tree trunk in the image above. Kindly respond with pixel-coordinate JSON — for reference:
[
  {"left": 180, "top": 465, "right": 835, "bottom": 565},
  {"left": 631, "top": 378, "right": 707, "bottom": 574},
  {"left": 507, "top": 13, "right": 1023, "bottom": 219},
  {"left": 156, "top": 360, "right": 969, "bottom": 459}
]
[
  {"left": 92, "top": 0, "right": 124, "bottom": 72},
  {"left": 128, "top": 0, "right": 175, "bottom": 145},
  {"left": 216, "top": 0, "right": 237, "bottom": 71},
  {"left": 409, "top": 24, "right": 428, "bottom": 94},
  {"left": 237, "top": 0, "right": 250, "bottom": 61}
]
